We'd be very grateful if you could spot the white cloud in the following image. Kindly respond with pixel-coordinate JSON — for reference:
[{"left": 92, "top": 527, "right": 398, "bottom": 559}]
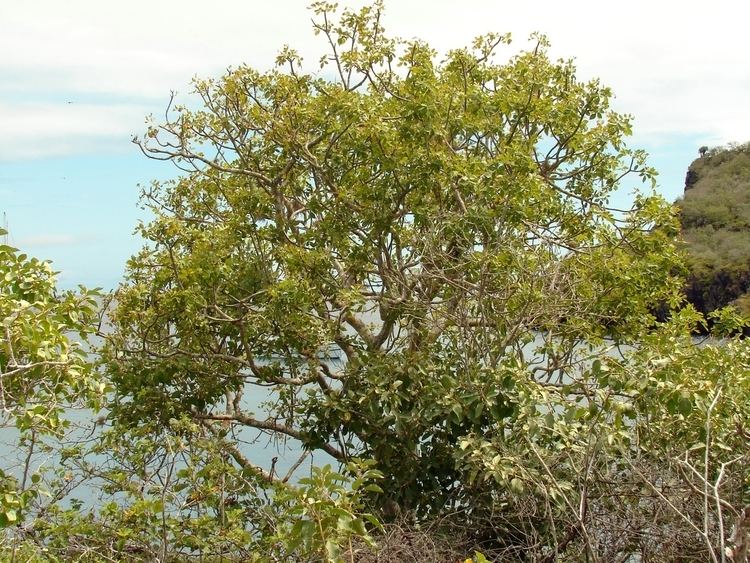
[
  {"left": 15, "top": 234, "right": 89, "bottom": 248},
  {"left": 1, "top": 0, "right": 749, "bottom": 159},
  {"left": 0, "top": 0, "right": 310, "bottom": 99},
  {"left": 0, "top": 101, "right": 151, "bottom": 160}
]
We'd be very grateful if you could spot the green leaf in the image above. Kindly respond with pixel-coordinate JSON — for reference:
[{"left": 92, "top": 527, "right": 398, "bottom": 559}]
[{"left": 325, "top": 540, "right": 342, "bottom": 562}]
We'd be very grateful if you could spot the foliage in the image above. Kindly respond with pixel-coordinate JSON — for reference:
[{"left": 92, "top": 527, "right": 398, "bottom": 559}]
[
  {"left": 14, "top": 416, "right": 382, "bottom": 562},
  {"left": 0, "top": 229, "right": 103, "bottom": 535},
  {"left": 99, "top": 0, "right": 708, "bottom": 556},
  {"left": 0, "top": 230, "right": 103, "bottom": 430},
  {"left": 27, "top": 419, "right": 261, "bottom": 561},
  {"left": 453, "top": 307, "right": 750, "bottom": 559},
  {"left": 272, "top": 460, "right": 382, "bottom": 561},
  {"left": 677, "top": 142, "right": 750, "bottom": 319}
]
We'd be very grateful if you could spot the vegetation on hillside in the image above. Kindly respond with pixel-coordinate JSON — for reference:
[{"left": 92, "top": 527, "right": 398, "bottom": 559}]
[
  {"left": 1, "top": 3, "right": 749, "bottom": 561},
  {"left": 677, "top": 142, "right": 750, "bottom": 317}
]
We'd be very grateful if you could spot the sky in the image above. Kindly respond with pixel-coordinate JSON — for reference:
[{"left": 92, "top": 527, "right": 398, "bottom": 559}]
[{"left": 1, "top": 0, "right": 748, "bottom": 290}]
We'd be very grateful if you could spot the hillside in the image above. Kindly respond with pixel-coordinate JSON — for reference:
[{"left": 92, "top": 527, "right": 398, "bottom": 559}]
[{"left": 677, "top": 142, "right": 750, "bottom": 316}]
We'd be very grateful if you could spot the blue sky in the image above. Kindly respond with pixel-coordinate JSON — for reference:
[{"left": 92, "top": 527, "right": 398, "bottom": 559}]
[{"left": 2, "top": 0, "right": 748, "bottom": 290}]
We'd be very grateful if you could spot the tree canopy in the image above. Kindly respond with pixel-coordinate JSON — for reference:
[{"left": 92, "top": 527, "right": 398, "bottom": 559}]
[{"left": 111, "top": 0, "right": 680, "bottom": 504}]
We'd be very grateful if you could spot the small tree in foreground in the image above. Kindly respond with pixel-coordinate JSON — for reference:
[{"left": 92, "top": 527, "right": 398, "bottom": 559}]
[
  {"left": 0, "top": 230, "right": 103, "bottom": 552},
  {"left": 86, "top": 2, "right": 749, "bottom": 560}
]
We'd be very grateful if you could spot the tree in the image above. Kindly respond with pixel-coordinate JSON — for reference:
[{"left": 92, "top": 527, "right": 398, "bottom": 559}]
[
  {"left": 0, "top": 230, "right": 102, "bottom": 534},
  {"left": 101, "top": 2, "right": 732, "bottom": 558}
]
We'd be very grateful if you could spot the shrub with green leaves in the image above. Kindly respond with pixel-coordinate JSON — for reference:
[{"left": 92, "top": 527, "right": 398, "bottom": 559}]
[{"left": 0, "top": 230, "right": 103, "bottom": 533}]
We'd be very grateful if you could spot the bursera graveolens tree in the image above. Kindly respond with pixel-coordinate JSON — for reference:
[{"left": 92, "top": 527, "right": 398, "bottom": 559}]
[{"left": 106, "top": 0, "right": 685, "bottom": 537}]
